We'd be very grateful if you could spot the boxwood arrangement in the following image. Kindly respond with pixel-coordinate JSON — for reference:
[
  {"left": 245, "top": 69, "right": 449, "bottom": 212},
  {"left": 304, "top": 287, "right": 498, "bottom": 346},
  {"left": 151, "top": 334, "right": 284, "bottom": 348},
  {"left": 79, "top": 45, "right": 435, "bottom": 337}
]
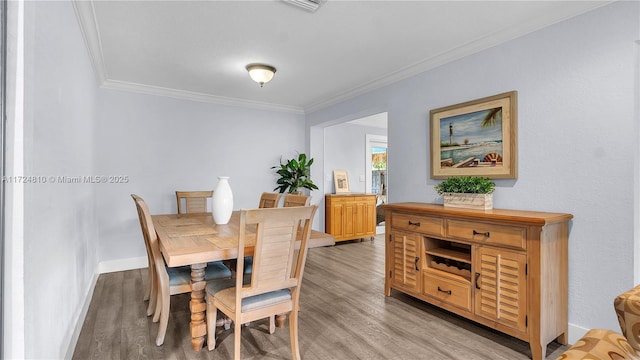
[{"left": 435, "top": 176, "right": 495, "bottom": 195}]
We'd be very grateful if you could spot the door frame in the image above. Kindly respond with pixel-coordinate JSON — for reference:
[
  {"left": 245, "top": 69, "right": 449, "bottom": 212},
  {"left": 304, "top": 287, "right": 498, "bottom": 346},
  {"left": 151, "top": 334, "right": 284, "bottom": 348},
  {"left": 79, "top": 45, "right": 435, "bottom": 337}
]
[
  {"left": 365, "top": 134, "right": 388, "bottom": 196},
  {"left": 0, "top": 0, "right": 7, "bottom": 355}
]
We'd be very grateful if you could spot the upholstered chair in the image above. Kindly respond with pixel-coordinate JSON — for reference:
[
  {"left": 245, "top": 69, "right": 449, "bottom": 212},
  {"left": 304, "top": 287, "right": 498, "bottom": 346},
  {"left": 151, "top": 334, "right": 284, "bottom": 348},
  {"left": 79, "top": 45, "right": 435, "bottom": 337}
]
[{"left": 557, "top": 285, "right": 640, "bottom": 359}]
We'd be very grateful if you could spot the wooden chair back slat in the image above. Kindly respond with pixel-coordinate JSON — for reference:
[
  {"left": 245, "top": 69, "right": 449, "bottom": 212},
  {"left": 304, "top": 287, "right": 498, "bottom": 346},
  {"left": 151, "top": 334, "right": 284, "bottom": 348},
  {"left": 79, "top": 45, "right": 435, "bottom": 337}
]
[
  {"left": 282, "top": 194, "right": 310, "bottom": 207},
  {"left": 176, "top": 190, "right": 213, "bottom": 214},
  {"left": 258, "top": 192, "right": 282, "bottom": 208}
]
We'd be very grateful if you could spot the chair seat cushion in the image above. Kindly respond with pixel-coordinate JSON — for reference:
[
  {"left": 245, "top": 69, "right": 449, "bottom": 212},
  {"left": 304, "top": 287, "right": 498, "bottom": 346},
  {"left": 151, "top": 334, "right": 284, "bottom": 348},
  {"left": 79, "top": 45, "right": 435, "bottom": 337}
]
[
  {"left": 242, "top": 289, "right": 291, "bottom": 312},
  {"left": 167, "top": 261, "right": 231, "bottom": 287},
  {"left": 209, "top": 286, "right": 291, "bottom": 313},
  {"left": 243, "top": 256, "right": 253, "bottom": 274},
  {"left": 205, "top": 278, "right": 237, "bottom": 295},
  {"left": 557, "top": 329, "right": 639, "bottom": 360},
  {"left": 205, "top": 275, "right": 253, "bottom": 296}
]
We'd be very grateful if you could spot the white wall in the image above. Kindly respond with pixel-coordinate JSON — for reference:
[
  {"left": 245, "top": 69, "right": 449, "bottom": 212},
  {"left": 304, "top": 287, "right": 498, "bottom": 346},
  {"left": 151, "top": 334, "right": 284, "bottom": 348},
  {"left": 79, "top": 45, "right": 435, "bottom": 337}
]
[
  {"left": 308, "top": 1, "right": 639, "bottom": 338},
  {"left": 324, "top": 123, "right": 386, "bottom": 194},
  {"left": 20, "top": 1, "right": 99, "bottom": 358},
  {"left": 94, "top": 88, "right": 306, "bottom": 264}
]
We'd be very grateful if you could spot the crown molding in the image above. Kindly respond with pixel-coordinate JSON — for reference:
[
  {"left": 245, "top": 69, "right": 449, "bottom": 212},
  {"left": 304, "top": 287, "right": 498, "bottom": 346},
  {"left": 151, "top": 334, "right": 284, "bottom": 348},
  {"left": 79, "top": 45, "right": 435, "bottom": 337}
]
[
  {"left": 303, "top": 1, "right": 612, "bottom": 114},
  {"left": 101, "top": 80, "right": 305, "bottom": 114},
  {"left": 73, "top": 1, "right": 303, "bottom": 114},
  {"left": 73, "top": 0, "right": 611, "bottom": 116},
  {"left": 72, "top": 1, "right": 107, "bottom": 85}
]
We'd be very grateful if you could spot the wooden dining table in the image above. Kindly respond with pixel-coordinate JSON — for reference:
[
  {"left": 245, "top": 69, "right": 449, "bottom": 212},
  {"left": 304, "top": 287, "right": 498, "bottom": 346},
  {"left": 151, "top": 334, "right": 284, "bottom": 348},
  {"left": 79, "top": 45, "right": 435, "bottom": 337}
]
[{"left": 152, "top": 211, "right": 335, "bottom": 351}]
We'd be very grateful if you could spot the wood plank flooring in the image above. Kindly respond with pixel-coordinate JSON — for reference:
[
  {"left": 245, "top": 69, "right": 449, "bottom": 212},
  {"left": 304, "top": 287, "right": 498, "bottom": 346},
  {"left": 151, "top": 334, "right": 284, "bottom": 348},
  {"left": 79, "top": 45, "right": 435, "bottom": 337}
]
[{"left": 73, "top": 236, "right": 569, "bottom": 359}]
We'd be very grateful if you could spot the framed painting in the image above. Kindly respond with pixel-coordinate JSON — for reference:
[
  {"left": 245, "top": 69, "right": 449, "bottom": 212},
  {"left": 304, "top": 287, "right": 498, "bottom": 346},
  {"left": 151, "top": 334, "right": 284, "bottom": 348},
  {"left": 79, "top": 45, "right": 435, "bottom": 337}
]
[
  {"left": 430, "top": 91, "right": 518, "bottom": 179},
  {"left": 333, "top": 170, "right": 350, "bottom": 193}
]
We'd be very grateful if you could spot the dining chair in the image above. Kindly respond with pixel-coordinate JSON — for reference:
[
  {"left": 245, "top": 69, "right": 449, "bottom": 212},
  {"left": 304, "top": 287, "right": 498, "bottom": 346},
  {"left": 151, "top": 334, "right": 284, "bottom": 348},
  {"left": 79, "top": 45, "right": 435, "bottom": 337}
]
[
  {"left": 131, "top": 194, "right": 232, "bottom": 346},
  {"left": 205, "top": 205, "right": 318, "bottom": 359},
  {"left": 282, "top": 194, "right": 311, "bottom": 207},
  {"left": 132, "top": 194, "right": 158, "bottom": 316},
  {"left": 258, "top": 192, "right": 282, "bottom": 209},
  {"left": 242, "top": 192, "right": 284, "bottom": 274},
  {"left": 282, "top": 194, "right": 311, "bottom": 296},
  {"left": 222, "top": 191, "right": 282, "bottom": 332},
  {"left": 176, "top": 190, "right": 213, "bottom": 214}
]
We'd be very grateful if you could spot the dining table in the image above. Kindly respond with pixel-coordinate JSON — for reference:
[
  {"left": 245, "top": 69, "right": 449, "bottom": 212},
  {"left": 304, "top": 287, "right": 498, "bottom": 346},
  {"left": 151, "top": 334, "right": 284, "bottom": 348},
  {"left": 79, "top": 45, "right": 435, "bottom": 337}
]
[{"left": 152, "top": 211, "right": 335, "bottom": 351}]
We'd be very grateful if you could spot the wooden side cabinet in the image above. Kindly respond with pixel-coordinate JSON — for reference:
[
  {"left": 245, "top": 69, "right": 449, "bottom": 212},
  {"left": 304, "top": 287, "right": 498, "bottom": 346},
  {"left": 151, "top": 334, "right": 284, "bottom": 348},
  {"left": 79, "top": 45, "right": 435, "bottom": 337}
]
[
  {"left": 383, "top": 203, "right": 573, "bottom": 360},
  {"left": 325, "top": 194, "right": 376, "bottom": 242}
]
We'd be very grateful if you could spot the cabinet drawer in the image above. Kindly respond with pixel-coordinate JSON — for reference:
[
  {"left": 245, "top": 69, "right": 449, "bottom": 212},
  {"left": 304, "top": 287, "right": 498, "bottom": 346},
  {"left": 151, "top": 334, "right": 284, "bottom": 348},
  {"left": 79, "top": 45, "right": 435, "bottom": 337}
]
[
  {"left": 391, "top": 214, "right": 444, "bottom": 236},
  {"left": 353, "top": 196, "right": 375, "bottom": 203},
  {"left": 423, "top": 269, "right": 471, "bottom": 312},
  {"left": 446, "top": 220, "right": 526, "bottom": 250}
]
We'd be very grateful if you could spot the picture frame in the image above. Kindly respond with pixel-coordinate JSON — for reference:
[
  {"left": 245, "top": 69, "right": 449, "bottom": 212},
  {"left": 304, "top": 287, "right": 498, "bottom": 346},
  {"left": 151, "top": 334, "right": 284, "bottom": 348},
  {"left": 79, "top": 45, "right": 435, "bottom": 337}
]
[
  {"left": 430, "top": 91, "right": 518, "bottom": 179},
  {"left": 333, "top": 170, "right": 350, "bottom": 193}
]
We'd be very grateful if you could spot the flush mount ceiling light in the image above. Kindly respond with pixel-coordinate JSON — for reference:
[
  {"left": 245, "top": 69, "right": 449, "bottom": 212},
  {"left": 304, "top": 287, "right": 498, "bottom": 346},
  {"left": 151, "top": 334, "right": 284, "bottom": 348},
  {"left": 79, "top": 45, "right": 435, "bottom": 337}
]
[
  {"left": 282, "top": 0, "right": 325, "bottom": 12},
  {"left": 246, "top": 64, "right": 277, "bottom": 87}
]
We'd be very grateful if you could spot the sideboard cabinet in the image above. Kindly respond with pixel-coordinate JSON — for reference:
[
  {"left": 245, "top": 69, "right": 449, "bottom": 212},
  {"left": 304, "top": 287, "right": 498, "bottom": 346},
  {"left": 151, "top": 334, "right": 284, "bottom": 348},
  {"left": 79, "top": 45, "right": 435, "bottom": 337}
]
[
  {"left": 383, "top": 203, "right": 572, "bottom": 360},
  {"left": 325, "top": 194, "right": 376, "bottom": 242}
]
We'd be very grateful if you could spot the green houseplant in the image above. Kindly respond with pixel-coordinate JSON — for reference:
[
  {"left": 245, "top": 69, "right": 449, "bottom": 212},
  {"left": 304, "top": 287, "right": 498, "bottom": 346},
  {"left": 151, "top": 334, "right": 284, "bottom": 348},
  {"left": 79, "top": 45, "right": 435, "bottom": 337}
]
[
  {"left": 272, "top": 153, "right": 319, "bottom": 194},
  {"left": 435, "top": 176, "right": 495, "bottom": 210}
]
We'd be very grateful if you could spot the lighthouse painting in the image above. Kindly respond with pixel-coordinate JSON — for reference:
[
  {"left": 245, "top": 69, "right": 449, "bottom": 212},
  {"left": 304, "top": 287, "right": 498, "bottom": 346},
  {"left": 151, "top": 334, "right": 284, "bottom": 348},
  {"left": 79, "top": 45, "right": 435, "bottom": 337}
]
[{"left": 430, "top": 91, "right": 518, "bottom": 179}]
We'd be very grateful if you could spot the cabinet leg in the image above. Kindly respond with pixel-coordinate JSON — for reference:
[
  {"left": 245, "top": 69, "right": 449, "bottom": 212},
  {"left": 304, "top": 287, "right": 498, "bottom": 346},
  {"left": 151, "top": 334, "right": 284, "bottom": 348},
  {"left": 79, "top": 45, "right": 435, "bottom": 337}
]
[
  {"left": 556, "top": 332, "right": 568, "bottom": 345},
  {"left": 384, "top": 283, "right": 391, "bottom": 296},
  {"left": 529, "top": 341, "right": 546, "bottom": 360}
]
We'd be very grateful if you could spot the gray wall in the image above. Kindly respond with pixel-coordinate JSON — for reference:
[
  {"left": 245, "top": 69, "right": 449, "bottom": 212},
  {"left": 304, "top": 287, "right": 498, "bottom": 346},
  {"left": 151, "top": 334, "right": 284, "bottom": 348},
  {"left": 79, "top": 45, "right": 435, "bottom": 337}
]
[
  {"left": 307, "top": 1, "right": 639, "bottom": 340},
  {"left": 22, "top": 1, "right": 99, "bottom": 358},
  {"left": 324, "top": 122, "right": 386, "bottom": 194},
  {"left": 9, "top": 1, "right": 307, "bottom": 357},
  {"left": 95, "top": 89, "right": 305, "bottom": 263}
]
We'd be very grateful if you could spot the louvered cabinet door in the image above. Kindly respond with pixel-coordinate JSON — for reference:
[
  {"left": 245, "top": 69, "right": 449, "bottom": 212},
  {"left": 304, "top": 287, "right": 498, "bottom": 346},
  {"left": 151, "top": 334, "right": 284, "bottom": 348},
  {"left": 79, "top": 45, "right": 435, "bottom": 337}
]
[
  {"left": 474, "top": 246, "right": 527, "bottom": 332},
  {"left": 389, "top": 230, "right": 422, "bottom": 293}
]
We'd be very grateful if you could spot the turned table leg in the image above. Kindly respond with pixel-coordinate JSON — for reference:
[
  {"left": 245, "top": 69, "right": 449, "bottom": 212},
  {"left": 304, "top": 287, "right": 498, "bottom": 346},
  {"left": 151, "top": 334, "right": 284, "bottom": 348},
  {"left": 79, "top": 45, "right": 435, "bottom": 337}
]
[{"left": 190, "top": 263, "right": 207, "bottom": 351}]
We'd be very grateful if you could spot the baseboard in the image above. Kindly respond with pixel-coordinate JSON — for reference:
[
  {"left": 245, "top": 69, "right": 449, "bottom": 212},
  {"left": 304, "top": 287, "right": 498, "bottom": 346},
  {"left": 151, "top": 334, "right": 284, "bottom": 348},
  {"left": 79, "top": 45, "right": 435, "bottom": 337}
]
[
  {"left": 567, "top": 322, "right": 590, "bottom": 345},
  {"left": 63, "top": 271, "right": 98, "bottom": 360},
  {"left": 64, "top": 257, "right": 147, "bottom": 358},
  {"left": 98, "top": 256, "right": 147, "bottom": 274}
]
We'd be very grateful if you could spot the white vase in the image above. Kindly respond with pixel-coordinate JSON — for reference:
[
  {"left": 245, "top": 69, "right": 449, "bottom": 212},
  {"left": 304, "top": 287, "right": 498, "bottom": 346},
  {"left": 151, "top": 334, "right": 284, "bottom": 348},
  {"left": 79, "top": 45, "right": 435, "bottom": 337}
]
[{"left": 212, "top": 176, "right": 233, "bottom": 224}]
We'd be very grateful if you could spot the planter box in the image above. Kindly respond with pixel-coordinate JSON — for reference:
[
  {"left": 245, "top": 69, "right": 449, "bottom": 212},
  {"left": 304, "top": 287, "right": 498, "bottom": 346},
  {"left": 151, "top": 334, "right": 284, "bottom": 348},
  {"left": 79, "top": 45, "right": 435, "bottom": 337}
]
[{"left": 443, "top": 193, "right": 493, "bottom": 210}]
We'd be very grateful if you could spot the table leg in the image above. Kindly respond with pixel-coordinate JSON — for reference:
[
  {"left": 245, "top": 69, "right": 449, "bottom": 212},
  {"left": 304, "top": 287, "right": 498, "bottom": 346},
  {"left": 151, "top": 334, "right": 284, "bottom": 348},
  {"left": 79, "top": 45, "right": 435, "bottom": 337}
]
[{"left": 190, "top": 263, "right": 207, "bottom": 351}]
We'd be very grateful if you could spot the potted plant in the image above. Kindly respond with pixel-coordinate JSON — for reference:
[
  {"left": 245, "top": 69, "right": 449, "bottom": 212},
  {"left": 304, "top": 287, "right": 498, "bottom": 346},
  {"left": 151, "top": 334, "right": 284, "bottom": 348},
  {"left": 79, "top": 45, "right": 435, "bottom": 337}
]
[
  {"left": 272, "top": 153, "right": 319, "bottom": 194},
  {"left": 435, "top": 176, "right": 495, "bottom": 210}
]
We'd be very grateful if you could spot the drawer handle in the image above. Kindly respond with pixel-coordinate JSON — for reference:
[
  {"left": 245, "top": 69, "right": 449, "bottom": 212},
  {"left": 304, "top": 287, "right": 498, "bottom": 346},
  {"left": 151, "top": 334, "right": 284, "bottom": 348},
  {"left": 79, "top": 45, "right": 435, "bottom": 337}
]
[
  {"left": 408, "top": 221, "right": 421, "bottom": 227},
  {"left": 414, "top": 257, "right": 420, "bottom": 271},
  {"left": 437, "top": 286, "right": 452, "bottom": 295},
  {"left": 475, "top": 273, "right": 481, "bottom": 289},
  {"left": 473, "top": 230, "right": 490, "bottom": 237}
]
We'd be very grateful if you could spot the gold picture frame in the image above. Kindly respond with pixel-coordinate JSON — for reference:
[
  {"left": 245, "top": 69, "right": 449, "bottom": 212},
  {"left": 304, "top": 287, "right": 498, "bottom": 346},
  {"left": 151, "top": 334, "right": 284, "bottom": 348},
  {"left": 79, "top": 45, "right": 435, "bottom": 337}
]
[
  {"left": 430, "top": 91, "right": 518, "bottom": 179},
  {"left": 333, "top": 170, "right": 350, "bottom": 193}
]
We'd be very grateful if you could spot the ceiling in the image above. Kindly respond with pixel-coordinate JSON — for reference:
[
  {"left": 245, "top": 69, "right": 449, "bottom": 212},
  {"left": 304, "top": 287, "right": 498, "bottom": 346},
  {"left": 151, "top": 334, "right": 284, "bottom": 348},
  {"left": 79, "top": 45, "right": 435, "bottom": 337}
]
[{"left": 73, "top": 1, "right": 611, "bottom": 114}]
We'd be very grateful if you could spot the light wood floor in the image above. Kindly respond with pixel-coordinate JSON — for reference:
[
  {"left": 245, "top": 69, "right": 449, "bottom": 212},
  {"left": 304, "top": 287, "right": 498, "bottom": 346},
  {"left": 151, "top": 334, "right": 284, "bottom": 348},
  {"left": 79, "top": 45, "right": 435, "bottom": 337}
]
[{"left": 73, "top": 236, "right": 569, "bottom": 359}]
